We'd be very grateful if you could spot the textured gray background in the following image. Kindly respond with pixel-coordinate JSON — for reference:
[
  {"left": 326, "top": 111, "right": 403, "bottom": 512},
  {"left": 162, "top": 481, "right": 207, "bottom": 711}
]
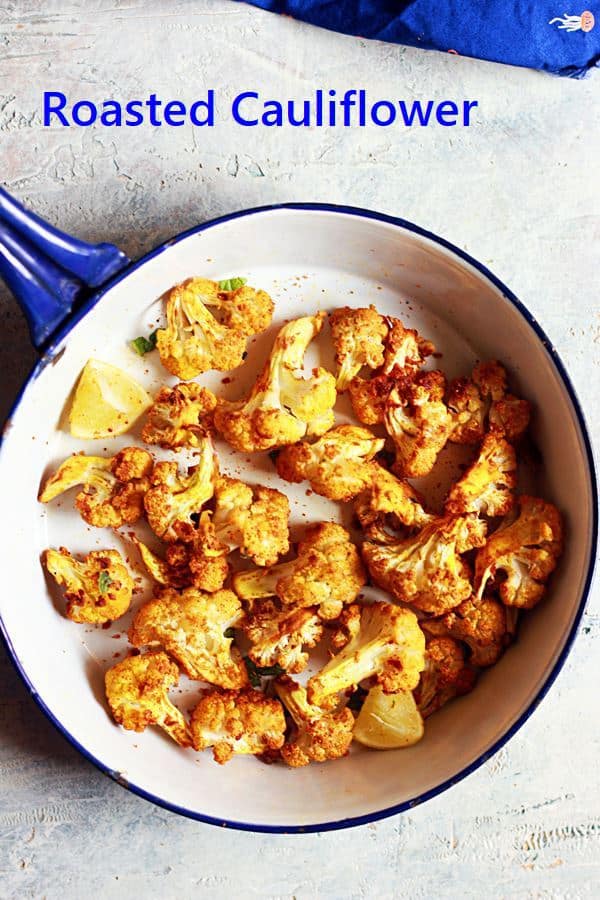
[{"left": 1, "top": 2, "right": 599, "bottom": 897}]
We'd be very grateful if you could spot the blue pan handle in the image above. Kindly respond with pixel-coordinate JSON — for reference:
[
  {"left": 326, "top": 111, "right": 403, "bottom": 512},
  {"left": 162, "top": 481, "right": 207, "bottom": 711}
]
[{"left": 0, "top": 187, "right": 130, "bottom": 349}]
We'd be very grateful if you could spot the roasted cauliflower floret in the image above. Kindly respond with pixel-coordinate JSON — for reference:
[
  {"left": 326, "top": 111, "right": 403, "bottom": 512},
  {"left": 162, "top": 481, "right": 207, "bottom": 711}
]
[
  {"left": 475, "top": 495, "right": 563, "bottom": 609},
  {"left": 355, "top": 465, "right": 432, "bottom": 542},
  {"left": 136, "top": 528, "right": 229, "bottom": 594},
  {"left": 105, "top": 651, "right": 190, "bottom": 746},
  {"left": 233, "top": 522, "right": 366, "bottom": 621},
  {"left": 129, "top": 587, "right": 248, "bottom": 688},
  {"left": 425, "top": 595, "right": 509, "bottom": 667},
  {"left": 275, "top": 675, "right": 354, "bottom": 766},
  {"left": 141, "top": 382, "right": 217, "bottom": 448},
  {"left": 190, "top": 688, "right": 285, "bottom": 764},
  {"left": 39, "top": 447, "right": 153, "bottom": 528},
  {"left": 211, "top": 475, "right": 290, "bottom": 566},
  {"left": 384, "top": 371, "right": 453, "bottom": 478},
  {"left": 156, "top": 278, "right": 272, "bottom": 379},
  {"left": 362, "top": 514, "right": 487, "bottom": 615},
  {"left": 213, "top": 313, "right": 337, "bottom": 452},
  {"left": 44, "top": 547, "right": 133, "bottom": 624},
  {"left": 448, "top": 360, "right": 531, "bottom": 445},
  {"left": 414, "top": 636, "right": 478, "bottom": 718},
  {"left": 276, "top": 425, "right": 384, "bottom": 501},
  {"left": 307, "top": 602, "right": 425, "bottom": 706},
  {"left": 445, "top": 433, "right": 517, "bottom": 518},
  {"left": 204, "top": 283, "right": 274, "bottom": 336},
  {"left": 329, "top": 305, "right": 388, "bottom": 391},
  {"left": 348, "top": 318, "right": 435, "bottom": 424},
  {"left": 144, "top": 436, "right": 218, "bottom": 541},
  {"left": 243, "top": 600, "right": 323, "bottom": 674}
]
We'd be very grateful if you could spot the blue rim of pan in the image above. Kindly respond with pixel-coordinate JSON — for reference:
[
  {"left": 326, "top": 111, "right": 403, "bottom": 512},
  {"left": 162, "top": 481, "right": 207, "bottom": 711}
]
[{"left": 0, "top": 203, "right": 597, "bottom": 833}]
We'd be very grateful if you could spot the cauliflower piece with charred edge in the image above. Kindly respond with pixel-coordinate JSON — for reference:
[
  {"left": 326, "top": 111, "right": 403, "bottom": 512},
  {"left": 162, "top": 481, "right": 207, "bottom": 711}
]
[
  {"left": 384, "top": 371, "right": 453, "bottom": 478},
  {"left": 190, "top": 688, "right": 285, "bottom": 764},
  {"left": 156, "top": 278, "right": 273, "bottom": 379},
  {"left": 142, "top": 382, "right": 217, "bottom": 448},
  {"left": 445, "top": 432, "right": 517, "bottom": 518},
  {"left": 362, "top": 514, "right": 487, "bottom": 615},
  {"left": 414, "top": 636, "right": 478, "bottom": 718},
  {"left": 129, "top": 586, "right": 248, "bottom": 688},
  {"left": 213, "top": 313, "right": 337, "bottom": 452},
  {"left": 136, "top": 525, "right": 229, "bottom": 594},
  {"left": 475, "top": 495, "right": 563, "bottom": 609},
  {"left": 424, "top": 595, "right": 509, "bottom": 667},
  {"left": 348, "top": 318, "right": 435, "bottom": 425},
  {"left": 211, "top": 475, "right": 290, "bottom": 566},
  {"left": 233, "top": 522, "right": 366, "bottom": 621},
  {"left": 307, "top": 602, "right": 425, "bottom": 707},
  {"left": 243, "top": 599, "right": 323, "bottom": 674},
  {"left": 144, "top": 436, "right": 218, "bottom": 541},
  {"left": 329, "top": 306, "right": 388, "bottom": 392},
  {"left": 276, "top": 425, "right": 385, "bottom": 502},
  {"left": 39, "top": 447, "right": 153, "bottom": 528},
  {"left": 355, "top": 464, "right": 432, "bottom": 542},
  {"left": 105, "top": 651, "right": 191, "bottom": 746},
  {"left": 44, "top": 547, "right": 133, "bottom": 624},
  {"left": 275, "top": 675, "right": 354, "bottom": 766},
  {"left": 448, "top": 360, "right": 531, "bottom": 445}
]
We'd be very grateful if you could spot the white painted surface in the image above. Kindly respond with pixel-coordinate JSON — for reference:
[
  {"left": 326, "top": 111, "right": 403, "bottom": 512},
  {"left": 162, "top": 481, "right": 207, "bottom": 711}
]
[{"left": 0, "top": 1, "right": 598, "bottom": 896}]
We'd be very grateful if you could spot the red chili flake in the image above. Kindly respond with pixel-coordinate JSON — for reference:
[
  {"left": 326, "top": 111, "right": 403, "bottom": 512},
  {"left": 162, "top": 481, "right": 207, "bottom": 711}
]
[
  {"left": 102, "top": 621, "right": 112, "bottom": 630},
  {"left": 305, "top": 489, "right": 313, "bottom": 496},
  {"left": 221, "top": 377, "right": 232, "bottom": 384},
  {"left": 112, "top": 633, "right": 121, "bottom": 639}
]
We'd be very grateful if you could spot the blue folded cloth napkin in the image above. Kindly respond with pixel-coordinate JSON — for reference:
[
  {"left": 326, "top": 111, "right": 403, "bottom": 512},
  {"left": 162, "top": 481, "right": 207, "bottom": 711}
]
[{"left": 242, "top": 1, "right": 600, "bottom": 77}]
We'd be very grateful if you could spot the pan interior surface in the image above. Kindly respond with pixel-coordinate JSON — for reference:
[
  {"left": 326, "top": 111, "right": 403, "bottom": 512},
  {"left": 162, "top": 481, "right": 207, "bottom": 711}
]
[{"left": 0, "top": 208, "right": 593, "bottom": 830}]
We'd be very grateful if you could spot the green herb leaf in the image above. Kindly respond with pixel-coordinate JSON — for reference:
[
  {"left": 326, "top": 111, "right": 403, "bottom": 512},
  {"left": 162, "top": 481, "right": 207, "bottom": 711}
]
[
  {"left": 244, "top": 657, "right": 284, "bottom": 688},
  {"left": 223, "top": 627, "right": 236, "bottom": 639},
  {"left": 98, "top": 571, "right": 113, "bottom": 595},
  {"left": 130, "top": 330, "right": 158, "bottom": 356},
  {"left": 218, "top": 277, "right": 247, "bottom": 292}
]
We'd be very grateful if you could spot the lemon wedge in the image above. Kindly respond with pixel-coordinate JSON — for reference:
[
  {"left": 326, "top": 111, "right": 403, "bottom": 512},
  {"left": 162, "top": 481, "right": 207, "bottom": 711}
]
[
  {"left": 69, "top": 359, "right": 152, "bottom": 439},
  {"left": 353, "top": 685, "right": 424, "bottom": 750}
]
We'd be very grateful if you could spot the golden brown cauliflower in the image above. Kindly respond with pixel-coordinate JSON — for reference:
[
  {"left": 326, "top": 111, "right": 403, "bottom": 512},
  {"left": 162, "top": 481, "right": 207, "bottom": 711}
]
[
  {"left": 445, "top": 432, "right": 517, "bottom": 518},
  {"left": 233, "top": 522, "right": 366, "bottom": 621},
  {"left": 424, "top": 595, "right": 509, "bottom": 667},
  {"left": 348, "top": 318, "right": 435, "bottom": 425},
  {"left": 448, "top": 360, "right": 531, "bottom": 445},
  {"left": 384, "top": 371, "right": 453, "bottom": 478},
  {"left": 211, "top": 475, "right": 290, "bottom": 566},
  {"left": 243, "top": 599, "right": 323, "bottom": 674},
  {"left": 205, "top": 283, "right": 274, "bottom": 335},
  {"left": 44, "top": 547, "right": 133, "bottom": 624},
  {"left": 362, "top": 514, "right": 487, "bottom": 615},
  {"left": 129, "top": 586, "right": 248, "bottom": 688},
  {"left": 144, "top": 436, "right": 218, "bottom": 541},
  {"left": 105, "top": 651, "right": 190, "bottom": 746},
  {"left": 475, "top": 495, "right": 563, "bottom": 609},
  {"left": 275, "top": 425, "right": 384, "bottom": 501},
  {"left": 354, "top": 464, "right": 432, "bottom": 542},
  {"left": 307, "top": 602, "right": 426, "bottom": 707},
  {"left": 156, "top": 277, "right": 273, "bottom": 379},
  {"left": 213, "top": 313, "right": 337, "bottom": 453},
  {"left": 141, "top": 382, "right": 217, "bottom": 448},
  {"left": 136, "top": 526, "right": 229, "bottom": 594},
  {"left": 275, "top": 675, "right": 354, "bottom": 766},
  {"left": 414, "top": 636, "right": 478, "bottom": 718},
  {"left": 190, "top": 688, "right": 285, "bottom": 764},
  {"left": 329, "top": 305, "right": 388, "bottom": 391},
  {"left": 39, "top": 447, "right": 153, "bottom": 528}
]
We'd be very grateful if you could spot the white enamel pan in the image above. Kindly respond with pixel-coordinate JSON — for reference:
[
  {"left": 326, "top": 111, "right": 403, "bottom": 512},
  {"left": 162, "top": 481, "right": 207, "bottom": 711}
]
[{"left": 0, "top": 191, "right": 596, "bottom": 832}]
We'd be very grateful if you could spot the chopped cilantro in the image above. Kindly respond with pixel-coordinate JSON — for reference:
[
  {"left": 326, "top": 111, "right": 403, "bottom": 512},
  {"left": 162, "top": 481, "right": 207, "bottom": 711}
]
[
  {"left": 218, "top": 277, "right": 247, "bottom": 292},
  {"left": 130, "top": 330, "right": 158, "bottom": 356},
  {"left": 244, "top": 657, "right": 285, "bottom": 688},
  {"left": 98, "top": 571, "right": 112, "bottom": 595},
  {"left": 223, "top": 627, "right": 236, "bottom": 639}
]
